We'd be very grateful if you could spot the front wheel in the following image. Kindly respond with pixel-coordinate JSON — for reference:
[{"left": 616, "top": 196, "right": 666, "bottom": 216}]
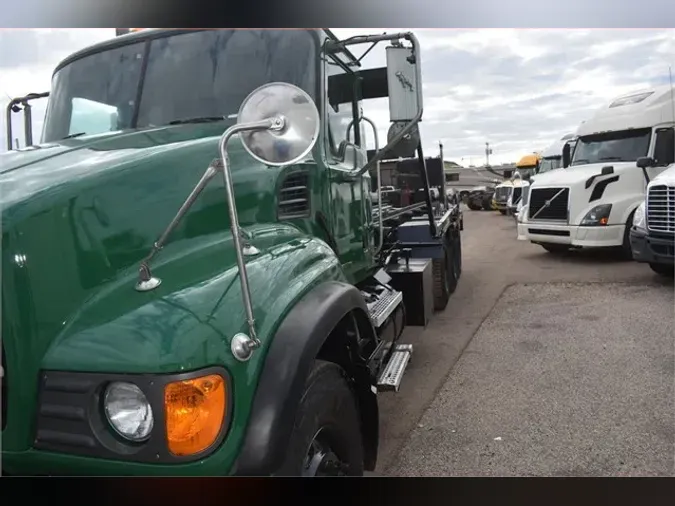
[
  {"left": 278, "top": 361, "right": 364, "bottom": 476},
  {"left": 649, "top": 263, "right": 674, "bottom": 278}
]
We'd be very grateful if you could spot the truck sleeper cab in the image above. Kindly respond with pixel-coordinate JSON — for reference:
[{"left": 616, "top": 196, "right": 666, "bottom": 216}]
[
  {"left": 1, "top": 28, "right": 463, "bottom": 476},
  {"left": 519, "top": 86, "right": 675, "bottom": 255}
]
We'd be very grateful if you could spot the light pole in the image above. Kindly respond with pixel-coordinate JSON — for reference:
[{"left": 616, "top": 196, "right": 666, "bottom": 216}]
[{"left": 485, "top": 142, "right": 493, "bottom": 167}]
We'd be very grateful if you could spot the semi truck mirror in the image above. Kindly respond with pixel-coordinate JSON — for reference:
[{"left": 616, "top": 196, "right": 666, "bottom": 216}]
[
  {"left": 386, "top": 45, "right": 422, "bottom": 122},
  {"left": 237, "top": 82, "right": 320, "bottom": 167},
  {"left": 636, "top": 156, "right": 654, "bottom": 169},
  {"left": 562, "top": 143, "right": 571, "bottom": 168}
]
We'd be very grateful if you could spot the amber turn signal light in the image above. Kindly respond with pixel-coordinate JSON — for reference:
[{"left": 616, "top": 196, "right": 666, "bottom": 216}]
[{"left": 164, "top": 374, "right": 226, "bottom": 456}]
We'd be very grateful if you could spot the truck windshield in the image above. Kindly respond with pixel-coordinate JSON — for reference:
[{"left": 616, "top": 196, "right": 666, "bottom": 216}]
[
  {"left": 538, "top": 157, "right": 562, "bottom": 173},
  {"left": 42, "top": 30, "right": 317, "bottom": 143},
  {"left": 570, "top": 128, "right": 651, "bottom": 166}
]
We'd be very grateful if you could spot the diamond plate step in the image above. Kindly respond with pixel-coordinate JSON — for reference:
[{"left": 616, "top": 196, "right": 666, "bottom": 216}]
[
  {"left": 367, "top": 288, "right": 403, "bottom": 328},
  {"left": 377, "top": 343, "right": 413, "bottom": 392}
]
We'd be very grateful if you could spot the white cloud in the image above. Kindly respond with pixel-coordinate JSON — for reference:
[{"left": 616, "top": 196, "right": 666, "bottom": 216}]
[{"left": 0, "top": 28, "right": 673, "bottom": 165}]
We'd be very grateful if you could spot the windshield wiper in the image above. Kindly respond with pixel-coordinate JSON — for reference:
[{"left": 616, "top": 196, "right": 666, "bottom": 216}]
[
  {"left": 168, "top": 116, "right": 226, "bottom": 125},
  {"left": 572, "top": 158, "right": 589, "bottom": 165},
  {"left": 599, "top": 156, "right": 623, "bottom": 161},
  {"left": 61, "top": 132, "right": 86, "bottom": 140}
]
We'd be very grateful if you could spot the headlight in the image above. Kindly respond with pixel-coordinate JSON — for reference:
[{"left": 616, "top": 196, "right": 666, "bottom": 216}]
[
  {"left": 632, "top": 201, "right": 646, "bottom": 230},
  {"left": 104, "top": 382, "right": 154, "bottom": 442},
  {"left": 580, "top": 204, "right": 612, "bottom": 226}
]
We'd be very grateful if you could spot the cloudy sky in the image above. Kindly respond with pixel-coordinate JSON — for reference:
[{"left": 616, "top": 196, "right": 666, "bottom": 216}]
[{"left": 0, "top": 28, "right": 673, "bottom": 165}]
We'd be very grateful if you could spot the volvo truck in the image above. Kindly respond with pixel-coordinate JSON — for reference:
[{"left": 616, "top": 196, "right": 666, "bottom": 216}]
[
  {"left": 0, "top": 28, "right": 463, "bottom": 476},
  {"left": 518, "top": 86, "right": 674, "bottom": 256}
]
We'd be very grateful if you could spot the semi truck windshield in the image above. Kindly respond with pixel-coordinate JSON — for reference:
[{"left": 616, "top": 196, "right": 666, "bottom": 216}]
[
  {"left": 571, "top": 128, "right": 651, "bottom": 166},
  {"left": 42, "top": 30, "right": 317, "bottom": 143},
  {"left": 538, "top": 157, "right": 562, "bottom": 173}
]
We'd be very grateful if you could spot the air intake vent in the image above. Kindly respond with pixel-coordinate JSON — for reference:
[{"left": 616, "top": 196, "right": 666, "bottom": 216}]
[{"left": 278, "top": 169, "right": 311, "bottom": 219}]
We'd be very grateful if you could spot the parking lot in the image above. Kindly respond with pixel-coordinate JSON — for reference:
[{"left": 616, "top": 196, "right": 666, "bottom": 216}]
[{"left": 377, "top": 208, "right": 674, "bottom": 476}]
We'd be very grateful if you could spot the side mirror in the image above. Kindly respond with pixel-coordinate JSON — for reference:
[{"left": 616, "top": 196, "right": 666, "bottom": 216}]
[
  {"left": 636, "top": 156, "right": 654, "bottom": 169},
  {"left": 562, "top": 143, "right": 571, "bottom": 168},
  {"left": 386, "top": 45, "right": 422, "bottom": 122},
  {"left": 238, "top": 82, "right": 320, "bottom": 166}
]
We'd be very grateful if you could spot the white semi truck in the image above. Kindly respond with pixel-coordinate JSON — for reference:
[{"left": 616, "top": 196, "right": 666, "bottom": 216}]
[
  {"left": 629, "top": 132, "right": 675, "bottom": 277},
  {"left": 518, "top": 85, "right": 675, "bottom": 256},
  {"left": 514, "top": 133, "right": 576, "bottom": 224}
]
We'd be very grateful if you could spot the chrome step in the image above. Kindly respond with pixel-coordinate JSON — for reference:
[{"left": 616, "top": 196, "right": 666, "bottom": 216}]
[
  {"left": 377, "top": 343, "right": 413, "bottom": 392},
  {"left": 366, "top": 289, "right": 403, "bottom": 328}
]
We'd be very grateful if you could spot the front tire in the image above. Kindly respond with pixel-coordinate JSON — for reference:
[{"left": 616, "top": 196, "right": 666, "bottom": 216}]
[
  {"left": 278, "top": 361, "right": 364, "bottom": 476},
  {"left": 649, "top": 263, "right": 674, "bottom": 278}
]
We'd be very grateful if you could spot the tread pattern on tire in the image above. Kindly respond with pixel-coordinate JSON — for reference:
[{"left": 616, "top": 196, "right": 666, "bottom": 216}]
[{"left": 277, "top": 360, "right": 364, "bottom": 477}]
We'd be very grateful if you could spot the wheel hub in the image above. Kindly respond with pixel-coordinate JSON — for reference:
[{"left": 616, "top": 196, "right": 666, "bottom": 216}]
[{"left": 303, "top": 429, "right": 350, "bottom": 477}]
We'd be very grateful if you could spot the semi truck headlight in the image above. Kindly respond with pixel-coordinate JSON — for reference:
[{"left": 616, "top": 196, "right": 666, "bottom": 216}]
[
  {"left": 632, "top": 201, "right": 646, "bottom": 230},
  {"left": 104, "top": 382, "right": 154, "bottom": 442},
  {"left": 581, "top": 204, "right": 612, "bottom": 226}
]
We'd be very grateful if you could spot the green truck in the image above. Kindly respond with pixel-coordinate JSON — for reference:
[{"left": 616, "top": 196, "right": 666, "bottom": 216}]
[{"left": 1, "top": 28, "right": 462, "bottom": 476}]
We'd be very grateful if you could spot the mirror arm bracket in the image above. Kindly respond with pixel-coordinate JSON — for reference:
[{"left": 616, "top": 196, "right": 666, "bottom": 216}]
[{"left": 134, "top": 117, "right": 281, "bottom": 294}]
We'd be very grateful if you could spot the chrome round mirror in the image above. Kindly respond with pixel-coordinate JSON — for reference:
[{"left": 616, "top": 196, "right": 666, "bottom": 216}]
[{"left": 237, "top": 82, "right": 320, "bottom": 167}]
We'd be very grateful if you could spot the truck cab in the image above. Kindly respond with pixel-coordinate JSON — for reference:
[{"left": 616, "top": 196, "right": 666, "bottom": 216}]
[
  {"left": 1, "top": 28, "right": 462, "bottom": 476},
  {"left": 629, "top": 132, "right": 675, "bottom": 277},
  {"left": 518, "top": 86, "right": 675, "bottom": 255},
  {"left": 507, "top": 153, "right": 541, "bottom": 216},
  {"left": 492, "top": 179, "right": 514, "bottom": 214},
  {"left": 515, "top": 133, "right": 576, "bottom": 232}
]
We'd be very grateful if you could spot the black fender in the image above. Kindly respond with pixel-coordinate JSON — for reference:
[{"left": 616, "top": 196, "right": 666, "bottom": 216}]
[{"left": 231, "top": 280, "right": 379, "bottom": 476}]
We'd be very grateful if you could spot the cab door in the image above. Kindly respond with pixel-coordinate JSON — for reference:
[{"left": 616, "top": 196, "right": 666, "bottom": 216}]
[{"left": 323, "top": 51, "right": 373, "bottom": 281}]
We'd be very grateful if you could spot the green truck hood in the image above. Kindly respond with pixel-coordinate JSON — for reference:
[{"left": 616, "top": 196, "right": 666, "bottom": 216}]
[{"left": 1, "top": 127, "right": 340, "bottom": 453}]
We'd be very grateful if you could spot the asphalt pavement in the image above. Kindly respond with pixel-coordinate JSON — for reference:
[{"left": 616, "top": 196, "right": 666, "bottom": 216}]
[{"left": 376, "top": 207, "right": 674, "bottom": 476}]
